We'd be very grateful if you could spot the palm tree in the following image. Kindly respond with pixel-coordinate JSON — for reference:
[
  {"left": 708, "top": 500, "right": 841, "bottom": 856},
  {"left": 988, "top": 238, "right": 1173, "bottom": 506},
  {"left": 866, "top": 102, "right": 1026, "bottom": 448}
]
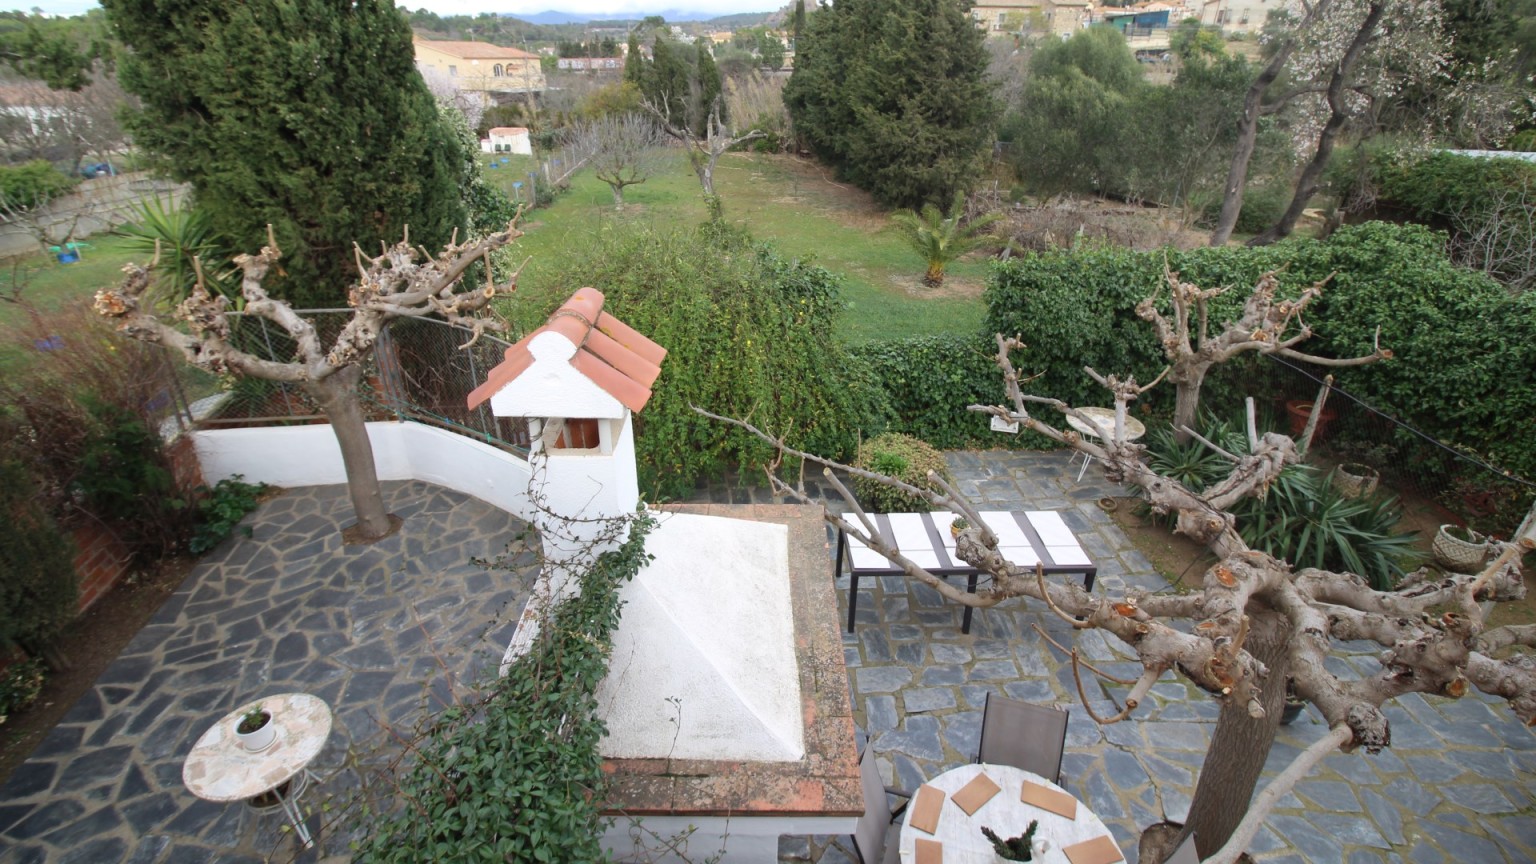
[{"left": 890, "top": 194, "right": 1002, "bottom": 287}]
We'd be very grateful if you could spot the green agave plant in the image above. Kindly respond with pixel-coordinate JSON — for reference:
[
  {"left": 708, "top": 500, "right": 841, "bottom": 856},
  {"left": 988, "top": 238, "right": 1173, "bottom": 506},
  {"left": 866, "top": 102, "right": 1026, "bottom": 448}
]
[{"left": 1234, "top": 465, "right": 1420, "bottom": 590}]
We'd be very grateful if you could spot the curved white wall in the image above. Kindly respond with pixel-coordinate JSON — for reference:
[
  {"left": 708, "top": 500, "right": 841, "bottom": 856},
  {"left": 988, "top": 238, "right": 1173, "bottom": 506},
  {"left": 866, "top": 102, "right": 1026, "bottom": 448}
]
[{"left": 192, "top": 421, "right": 535, "bottom": 519}]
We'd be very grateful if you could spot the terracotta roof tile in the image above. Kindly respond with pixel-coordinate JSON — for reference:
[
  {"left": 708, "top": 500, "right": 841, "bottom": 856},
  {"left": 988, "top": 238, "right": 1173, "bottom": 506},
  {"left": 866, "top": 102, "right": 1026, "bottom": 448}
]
[{"left": 466, "top": 288, "right": 667, "bottom": 414}]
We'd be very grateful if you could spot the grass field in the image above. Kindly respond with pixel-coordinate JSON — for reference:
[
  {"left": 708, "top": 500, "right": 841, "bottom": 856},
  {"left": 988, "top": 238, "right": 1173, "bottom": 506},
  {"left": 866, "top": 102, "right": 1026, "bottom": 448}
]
[
  {"left": 504, "top": 151, "right": 988, "bottom": 344},
  {"left": 0, "top": 235, "right": 144, "bottom": 369},
  {"left": 0, "top": 151, "right": 987, "bottom": 369}
]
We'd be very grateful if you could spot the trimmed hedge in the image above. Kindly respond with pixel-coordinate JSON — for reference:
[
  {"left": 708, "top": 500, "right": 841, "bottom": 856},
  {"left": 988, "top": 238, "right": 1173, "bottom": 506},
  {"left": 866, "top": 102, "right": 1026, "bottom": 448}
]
[
  {"left": 847, "top": 335, "right": 1004, "bottom": 449},
  {"left": 983, "top": 222, "right": 1536, "bottom": 480},
  {"left": 853, "top": 432, "right": 951, "bottom": 512}
]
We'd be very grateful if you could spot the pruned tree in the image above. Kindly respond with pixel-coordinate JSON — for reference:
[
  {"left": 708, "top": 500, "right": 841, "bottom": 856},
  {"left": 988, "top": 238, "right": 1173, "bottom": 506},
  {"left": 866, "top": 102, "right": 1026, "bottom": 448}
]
[
  {"left": 569, "top": 113, "right": 668, "bottom": 210},
  {"left": 93, "top": 220, "right": 526, "bottom": 542},
  {"left": 642, "top": 91, "right": 764, "bottom": 214},
  {"left": 1137, "top": 264, "right": 1390, "bottom": 440},
  {"left": 0, "top": 159, "right": 91, "bottom": 254},
  {"left": 697, "top": 335, "right": 1534, "bottom": 863}
]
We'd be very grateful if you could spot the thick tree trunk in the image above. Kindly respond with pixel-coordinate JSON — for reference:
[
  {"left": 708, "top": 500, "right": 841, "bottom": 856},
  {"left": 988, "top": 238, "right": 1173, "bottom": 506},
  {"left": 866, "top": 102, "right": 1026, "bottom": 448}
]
[
  {"left": 1249, "top": 1, "right": 1386, "bottom": 247},
  {"left": 610, "top": 185, "right": 625, "bottom": 209},
  {"left": 1209, "top": 48, "right": 1293, "bottom": 246},
  {"left": 1171, "top": 372, "right": 1205, "bottom": 445},
  {"left": 1180, "top": 607, "right": 1292, "bottom": 858},
  {"left": 306, "top": 364, "right": 394, "bottom": 540}
]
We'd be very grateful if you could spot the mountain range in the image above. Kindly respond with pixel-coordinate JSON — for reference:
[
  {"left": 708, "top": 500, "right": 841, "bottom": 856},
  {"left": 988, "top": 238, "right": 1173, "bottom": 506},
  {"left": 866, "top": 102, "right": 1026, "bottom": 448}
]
[{"left": 508, "top": 9, "right": 771, "bottom": 25}]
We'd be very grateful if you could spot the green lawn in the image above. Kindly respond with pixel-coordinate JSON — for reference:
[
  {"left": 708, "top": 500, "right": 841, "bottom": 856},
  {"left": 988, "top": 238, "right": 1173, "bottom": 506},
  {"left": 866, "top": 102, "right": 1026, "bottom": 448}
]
[
  {"left": 0, "top": 235, "right": 144, "bottom": 369},
  {"left": 506, "top": 151, "right": 987, "bottom": 344}
]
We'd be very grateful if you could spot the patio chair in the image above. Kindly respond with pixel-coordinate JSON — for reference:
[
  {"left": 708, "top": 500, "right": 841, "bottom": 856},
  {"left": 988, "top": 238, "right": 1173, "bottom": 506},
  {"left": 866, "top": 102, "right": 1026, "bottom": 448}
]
[
  {"left": 852, "top": 741, "right": 913, "bottom": 864},
  {"left": 976, "top": 692, "right": 1069, "bottom": 785},
  {"left": 1166, "top": 831, "right": 1201, "bottom": 864}
]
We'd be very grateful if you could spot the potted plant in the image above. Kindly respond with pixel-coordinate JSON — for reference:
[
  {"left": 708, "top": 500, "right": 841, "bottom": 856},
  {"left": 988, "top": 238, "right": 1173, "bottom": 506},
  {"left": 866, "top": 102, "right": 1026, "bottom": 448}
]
[
  {"left": 950, "top": 516, "right": 970, "bottom": 539},
  {"left": 982, "top": 821, "right": 1041, "bottom": 861},
  {"left": 1433, "top": 524, "right": 1491, "bottom": 572},
  {"left": 1284, "top": 400, "right": 1337, "bottom": 441},
  {"left": 235, "top": 704, "right": 276, "bottom": 752},
  {"left": 1280, "top": 680, "right": 1306, "bottom": 725},
  {"left": 1331, "top": 463, "right": 1379, "bottom": 499}
]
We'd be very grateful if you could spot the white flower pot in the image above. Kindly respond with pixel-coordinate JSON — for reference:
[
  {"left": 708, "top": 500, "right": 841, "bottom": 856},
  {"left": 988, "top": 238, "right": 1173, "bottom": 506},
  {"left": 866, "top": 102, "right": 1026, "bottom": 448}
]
[{"left": 235, "top": 711, "right": 275, "bottom": 752}]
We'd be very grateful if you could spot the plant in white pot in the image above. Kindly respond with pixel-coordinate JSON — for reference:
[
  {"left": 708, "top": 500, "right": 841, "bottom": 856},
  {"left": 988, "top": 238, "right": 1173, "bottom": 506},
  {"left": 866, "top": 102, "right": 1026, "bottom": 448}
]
[{"left": 235, "top": 704, "right": 275, "bottom": 752}]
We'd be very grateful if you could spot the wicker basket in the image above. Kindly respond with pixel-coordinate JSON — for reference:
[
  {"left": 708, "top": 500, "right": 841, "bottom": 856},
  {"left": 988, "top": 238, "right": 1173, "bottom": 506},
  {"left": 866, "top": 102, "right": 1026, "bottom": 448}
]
[
  {"left": 1433, "top": 524, "right": 1490, "bottom": 572},
  {"left": 1333, "top": 463, "right": 1379, "bottom": 499}
]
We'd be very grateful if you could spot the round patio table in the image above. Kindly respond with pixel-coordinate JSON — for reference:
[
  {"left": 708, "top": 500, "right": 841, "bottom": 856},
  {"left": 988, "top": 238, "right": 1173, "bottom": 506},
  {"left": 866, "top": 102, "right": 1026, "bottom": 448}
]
[
  {"left": 1065, "top": 407, "right": 1147, "bottom": 482},
  {"left": 183, "top": 692, "right": 332, "bottom": 849},
  {"left": 899, "top": 763, "right": 1123, "bottom": 863}
]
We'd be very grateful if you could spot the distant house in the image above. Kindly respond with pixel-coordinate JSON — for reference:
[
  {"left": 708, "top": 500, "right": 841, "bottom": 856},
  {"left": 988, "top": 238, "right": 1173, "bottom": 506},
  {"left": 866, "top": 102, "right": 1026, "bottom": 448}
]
[
  {"left": 1200, "top": 0, "right": 1283, "bottom": 32},
  {"left": 482, "top": 127, "right": 532, "bottom": 155},
  {"left": 413, "top": 38, "right": 546, "bottom": 96},
  {"left": 971, "top": 0, "right": 1089, "bottom": 39},
  {"left": 557, "top": 56, "right": 623, "bottom": 72}
]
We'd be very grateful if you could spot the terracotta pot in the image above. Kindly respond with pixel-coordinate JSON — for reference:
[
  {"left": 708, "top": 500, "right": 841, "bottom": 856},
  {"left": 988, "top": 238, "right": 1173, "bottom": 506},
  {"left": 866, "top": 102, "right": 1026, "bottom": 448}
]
[{"left": 1285, "top": 400, "right": 1337, "bottom": 441}]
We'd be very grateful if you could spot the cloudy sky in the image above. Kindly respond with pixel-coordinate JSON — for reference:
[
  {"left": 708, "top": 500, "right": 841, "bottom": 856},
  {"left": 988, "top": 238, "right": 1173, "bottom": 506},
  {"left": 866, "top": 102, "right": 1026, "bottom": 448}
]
[{"left": 11, "top": 1, "right": 782, "bottom": 18}]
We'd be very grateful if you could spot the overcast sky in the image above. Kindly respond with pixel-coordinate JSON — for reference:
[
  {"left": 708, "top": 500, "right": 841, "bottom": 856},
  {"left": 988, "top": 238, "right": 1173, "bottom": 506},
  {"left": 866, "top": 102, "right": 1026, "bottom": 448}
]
[{"left": 10, "top": 1, "right": 782, "bottom": 19}]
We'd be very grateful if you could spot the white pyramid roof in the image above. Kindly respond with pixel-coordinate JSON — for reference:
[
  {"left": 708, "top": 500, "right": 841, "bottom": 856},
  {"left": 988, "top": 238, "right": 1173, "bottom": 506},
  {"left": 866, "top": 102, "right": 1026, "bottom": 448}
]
[{"left": 595, "top": 513, "right": 805, "bottom": 762}]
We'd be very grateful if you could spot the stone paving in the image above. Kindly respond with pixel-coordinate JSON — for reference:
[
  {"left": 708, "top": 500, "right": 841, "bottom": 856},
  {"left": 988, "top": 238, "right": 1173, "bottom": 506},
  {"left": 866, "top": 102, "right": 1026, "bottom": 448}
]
[
  {"left": 2, "top": 452, "right": 1534, "bottom": 864},
  {"left": 744, "top": 450, "right": 1536, "bottom": 864},
  {"left": 0, "top": 481, "right": 534, "bottom": 864}
]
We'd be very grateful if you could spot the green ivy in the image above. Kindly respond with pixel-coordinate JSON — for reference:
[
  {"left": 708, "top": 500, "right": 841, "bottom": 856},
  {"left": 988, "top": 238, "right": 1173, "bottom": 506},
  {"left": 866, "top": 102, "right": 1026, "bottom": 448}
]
[
  {"left": 0, "top": 457, "right": 77, "bottom": 652},
  {"left": 357, "top": 514, "right": 655, "bottom": 863},
  {"left": 522, "top": 225, "right": 889, "bottom": 498}
]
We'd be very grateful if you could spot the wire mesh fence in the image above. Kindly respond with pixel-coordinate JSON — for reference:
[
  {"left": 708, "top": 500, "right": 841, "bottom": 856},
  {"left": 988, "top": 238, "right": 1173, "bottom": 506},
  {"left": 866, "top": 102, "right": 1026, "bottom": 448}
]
[
  {"left": 1256, "top": 354, "right": 1535, "bottom": 539},
  {"left": 195, "top": 312, "right": 529, "bottom": 455}
]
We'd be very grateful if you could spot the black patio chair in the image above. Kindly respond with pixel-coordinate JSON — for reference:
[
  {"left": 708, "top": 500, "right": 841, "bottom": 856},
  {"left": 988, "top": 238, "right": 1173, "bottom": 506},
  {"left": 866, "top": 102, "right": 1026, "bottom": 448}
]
[
  {"left": 976, "top": 692, "right": 1069, "bottom": 786},
  {"left": 852, "top": 740, "right": 914, "bottom": 864}
]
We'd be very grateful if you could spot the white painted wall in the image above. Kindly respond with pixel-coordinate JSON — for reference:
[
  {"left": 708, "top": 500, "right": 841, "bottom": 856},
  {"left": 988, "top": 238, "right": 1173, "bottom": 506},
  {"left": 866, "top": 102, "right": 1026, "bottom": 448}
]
[
  {"left": 192, "top": 421, "right": 535, "bottom": 519},
  {"left": 602, "top": 814, "right": 855, "bottom": 863}
]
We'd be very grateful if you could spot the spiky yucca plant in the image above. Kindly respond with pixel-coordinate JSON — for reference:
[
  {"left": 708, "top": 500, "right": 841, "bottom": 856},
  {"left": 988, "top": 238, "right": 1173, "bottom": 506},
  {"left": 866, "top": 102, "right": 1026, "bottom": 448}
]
[{"left": 889, "top": 193, "right": 1001, "bottom": 287}]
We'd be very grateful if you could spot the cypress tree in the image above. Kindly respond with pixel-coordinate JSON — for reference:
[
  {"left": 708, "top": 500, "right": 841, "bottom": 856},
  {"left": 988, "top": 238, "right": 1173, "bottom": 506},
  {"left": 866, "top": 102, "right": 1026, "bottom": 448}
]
[
  {"left": 648, "top": 37, "right": 691, "bottom": 124},
  {"left": 102, "top": 0, "right": 466, "bottom": 307},
  {"left": 784, "top": 0, "right": 996, "bottom": 209},
  {"left": 694, "top": 39, "right": 722, "bottom": 135},
  {"left": 624, "top": 30, "right": 644, "bottom": 85}
]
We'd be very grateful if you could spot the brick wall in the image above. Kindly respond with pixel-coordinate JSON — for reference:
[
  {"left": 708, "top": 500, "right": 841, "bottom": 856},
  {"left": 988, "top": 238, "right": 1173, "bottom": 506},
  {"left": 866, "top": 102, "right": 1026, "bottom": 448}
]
[{"left": 71, "top": 522, "right": 132, "bottom": 613}]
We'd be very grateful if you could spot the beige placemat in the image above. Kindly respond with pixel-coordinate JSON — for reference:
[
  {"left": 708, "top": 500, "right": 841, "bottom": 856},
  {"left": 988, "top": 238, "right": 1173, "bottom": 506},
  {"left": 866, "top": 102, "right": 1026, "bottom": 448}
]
[
  {"left": 910, "top": 785, "right": 946, "bottom": 835},
  {"left": 1021, "top": 780, "right": 1078, "bottom": 820},
  {"left": 952, "top": 772, "right": 1001, "bottom": 815},
  {"left": 1062, "top": 835, "right": 1124, "bottom": 864},
  {"left": 915, "top": 837, "right": 944, "bottom": 864}
]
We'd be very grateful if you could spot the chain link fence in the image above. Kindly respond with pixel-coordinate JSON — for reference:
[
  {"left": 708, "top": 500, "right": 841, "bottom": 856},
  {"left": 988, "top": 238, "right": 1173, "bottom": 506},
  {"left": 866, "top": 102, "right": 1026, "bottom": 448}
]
[{"left": 193, "top": 311, "right": 529, "bottom": 455}]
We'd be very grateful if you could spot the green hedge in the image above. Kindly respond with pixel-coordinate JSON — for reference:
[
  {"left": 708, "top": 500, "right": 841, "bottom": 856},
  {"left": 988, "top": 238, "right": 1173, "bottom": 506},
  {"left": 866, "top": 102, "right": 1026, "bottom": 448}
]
[
  {"left": 358, "top": 515, "right": 654, "bottom": 862},
  {"left": 847, "top": 335, "right": 1005, "bottom": 448},
  {"left": 521, "top": 225, "right": 889, "bottom": 498},
  {"left": 983, "top": 222, "right": 1536, "bottom": 480}
]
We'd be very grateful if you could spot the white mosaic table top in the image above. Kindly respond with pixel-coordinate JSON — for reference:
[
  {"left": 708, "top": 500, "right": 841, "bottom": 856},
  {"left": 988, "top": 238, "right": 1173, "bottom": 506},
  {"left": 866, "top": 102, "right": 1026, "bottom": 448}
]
[
  {"left": 182, "top": 692, "right": 332, "bottom": 803},
  {"left": 900, "top": 763, "right": 1123, "bottom": 863}
]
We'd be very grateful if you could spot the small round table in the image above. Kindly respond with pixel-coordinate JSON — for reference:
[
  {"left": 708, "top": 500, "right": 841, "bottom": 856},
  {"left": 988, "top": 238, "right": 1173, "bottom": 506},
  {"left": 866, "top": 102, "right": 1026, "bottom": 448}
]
[
  {"left": 1064, "top": 407, "right": 1147, "bottom": 482},
  {"left": 899, "top": 763, "right": 1123, "bottom": 863},
  {"left": 183, "top": 693, "right": 333, "bottom": 849}
]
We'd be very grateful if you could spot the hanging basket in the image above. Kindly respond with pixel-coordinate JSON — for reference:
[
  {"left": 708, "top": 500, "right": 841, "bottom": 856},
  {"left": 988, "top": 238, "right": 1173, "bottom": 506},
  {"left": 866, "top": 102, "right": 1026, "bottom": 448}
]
[
  {"left": 1333, "top": 463, "right": 1379, "bottom": 499},
  {"left": 1433, "top": 524, "right": 1491, "bottom": 572}
]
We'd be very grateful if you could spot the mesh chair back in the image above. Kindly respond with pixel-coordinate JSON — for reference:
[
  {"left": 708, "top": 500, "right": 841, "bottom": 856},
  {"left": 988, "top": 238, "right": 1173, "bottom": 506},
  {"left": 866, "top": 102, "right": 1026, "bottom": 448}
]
[
  {"left": 977, "top": 693, "right": 1069, "bottom": 784},
  {"left": 852, "top": 744, "right": 889, "bottom": 864}
]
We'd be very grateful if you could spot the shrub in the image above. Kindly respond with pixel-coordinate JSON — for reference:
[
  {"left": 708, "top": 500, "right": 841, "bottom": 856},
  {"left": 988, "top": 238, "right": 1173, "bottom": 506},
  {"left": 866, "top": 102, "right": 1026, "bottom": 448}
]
[
  {"left": 848, "top": 335, "right": 1009, "bottom": 449},
  {"left": 74, "top": 399, "right": 190, "bottom": 560},
  {"left": 189, "top": 476, "right": 270, "bottom": 554},
  {"left": 520, "top": 226, "right": 887, "bottom": 498},
  {"left": 0, "top": 160, "right": 78, "bottom": 209},
  {"left": 0, "top": 658, "right": 48, "bottom": 725},
  {"left": 1231, "top": 183, "right": 1290, "bottom": 235},
  {"left": 853, "top": 433, "right": 950, "bottom": 513},
  {"left": 0, "top": 453, "right": 77, "bottom": 653}
]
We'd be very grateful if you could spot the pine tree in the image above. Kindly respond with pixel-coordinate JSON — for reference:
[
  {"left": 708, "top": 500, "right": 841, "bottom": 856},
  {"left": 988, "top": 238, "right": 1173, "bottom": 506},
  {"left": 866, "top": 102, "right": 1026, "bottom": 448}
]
[
  {"left": 784, "top": 0, "right": 996, "bottom": 209},
  {"left": 102, "top": 0, "right": 466, "bottom": 307}
]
